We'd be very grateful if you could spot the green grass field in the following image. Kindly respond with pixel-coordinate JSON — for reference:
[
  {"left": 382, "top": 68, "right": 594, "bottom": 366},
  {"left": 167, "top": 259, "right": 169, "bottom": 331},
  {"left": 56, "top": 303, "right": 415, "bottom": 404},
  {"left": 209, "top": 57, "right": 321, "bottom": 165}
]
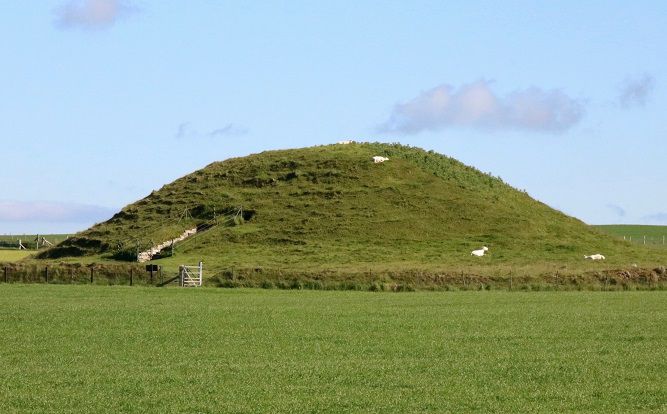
[
  {"left": 594, "top": 225, "right": 667, "bottom": 247},
  {"left": 0, "top": 250, "right": 32, "bottom": 262},
  {"left": 0, "top": 234, "right": 70, "bottom": 242},
  {"left": 0, "top": 286, "right": 664, "bottom": 413},
  {"left": 0, "top": 234, "right": 70, "bottom": 250},
  {"left": 0, "top": 233, "right": 68, "bottom": 263}
]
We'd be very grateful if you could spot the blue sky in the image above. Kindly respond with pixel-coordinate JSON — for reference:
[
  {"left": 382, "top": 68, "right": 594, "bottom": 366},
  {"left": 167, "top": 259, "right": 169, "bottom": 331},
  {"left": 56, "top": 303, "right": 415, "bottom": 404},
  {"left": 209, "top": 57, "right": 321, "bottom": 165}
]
[{"left": 1, "top": 0, "right": 666, "bottom": 233}]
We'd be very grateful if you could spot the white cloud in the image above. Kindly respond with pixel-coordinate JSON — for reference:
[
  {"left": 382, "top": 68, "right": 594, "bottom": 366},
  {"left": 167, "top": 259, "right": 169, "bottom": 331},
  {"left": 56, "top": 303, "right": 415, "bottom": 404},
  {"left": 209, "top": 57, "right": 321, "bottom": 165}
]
[
  {"left": 0, "top": 201, "right": 114, "bottom": 223},
  {"left": 619, "top": 74, "right": 656, "bottom": 108},
  {"left": 55, "top": 0, "right": 137, "bottom": 30},
  {"left": 378, "top": 80, "right": 585, "bottom": 135}
]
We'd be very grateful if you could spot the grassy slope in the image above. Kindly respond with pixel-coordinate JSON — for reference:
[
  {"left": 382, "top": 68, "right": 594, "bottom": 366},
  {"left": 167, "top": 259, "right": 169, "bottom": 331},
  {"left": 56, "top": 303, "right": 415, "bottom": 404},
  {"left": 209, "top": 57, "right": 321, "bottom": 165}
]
[
  {"left": 0, "top": 286, "right": 664, "bottom": 413},
  {"left": 39, "top": 143, "right": 665, "bottom": 276}
]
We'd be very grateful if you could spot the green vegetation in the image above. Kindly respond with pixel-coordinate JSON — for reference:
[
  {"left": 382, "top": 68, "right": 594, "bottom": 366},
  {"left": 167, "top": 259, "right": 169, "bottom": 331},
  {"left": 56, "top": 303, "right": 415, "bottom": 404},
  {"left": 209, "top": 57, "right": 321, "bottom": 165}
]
[
  {"left": 2, "top": 260, "right": 664, "bottom": 290},
  {"left": 0, "top": 234, "right": 70, "bottom": 250},
  {"left": 0, "top": 250, "right": 32, "bottom": 262},
  {"left": 0, "top": 234, "right": 70, "bottom": 263},
  {"left": 594, "top": 225, "right": 667, "bottom": 247},
  {"left": 0, "top": 286, "right": 664, "bottom": 413},
  {"left": 32, "top": 143, "right": 665, "bottom": 285}
]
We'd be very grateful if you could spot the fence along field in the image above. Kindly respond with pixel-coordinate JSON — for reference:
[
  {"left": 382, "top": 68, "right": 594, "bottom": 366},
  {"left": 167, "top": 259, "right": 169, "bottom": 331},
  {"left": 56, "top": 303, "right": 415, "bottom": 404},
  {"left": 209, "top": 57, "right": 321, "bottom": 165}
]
[
  {"left": 2, "top": 259, "right": 666, "bottom": 291},
  {"left": 0, "top": 234, "right": 70, "bottom": 262},
  {"left": 0, "top": 234, "right": 70, "bottom": 250},
  {"left": 1, "top": 225, "right": 666, "bottom": 290},
  {"left": 593, "top": 225, "right": 667, "bottom": 247}
]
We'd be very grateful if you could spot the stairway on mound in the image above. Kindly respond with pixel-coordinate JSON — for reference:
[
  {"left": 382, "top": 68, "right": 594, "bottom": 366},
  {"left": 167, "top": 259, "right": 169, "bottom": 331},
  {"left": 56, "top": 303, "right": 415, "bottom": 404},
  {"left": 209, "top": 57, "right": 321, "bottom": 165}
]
[{"left": 137, "top": 227, "right": 197, "bottom": 263}]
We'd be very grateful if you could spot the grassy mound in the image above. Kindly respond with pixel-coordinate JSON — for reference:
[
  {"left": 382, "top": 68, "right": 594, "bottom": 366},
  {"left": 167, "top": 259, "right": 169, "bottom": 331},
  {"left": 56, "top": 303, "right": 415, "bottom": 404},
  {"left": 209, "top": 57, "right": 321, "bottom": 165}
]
[{"left": 37, "top": 143, "right": 664, "bottom": 278}]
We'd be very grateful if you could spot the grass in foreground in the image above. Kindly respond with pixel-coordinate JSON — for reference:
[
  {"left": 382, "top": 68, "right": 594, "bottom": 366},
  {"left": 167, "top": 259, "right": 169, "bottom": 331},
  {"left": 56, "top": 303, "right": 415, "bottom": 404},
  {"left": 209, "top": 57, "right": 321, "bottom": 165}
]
[{"left": 0, "top": 286, "right": 664, "bottom": 413}]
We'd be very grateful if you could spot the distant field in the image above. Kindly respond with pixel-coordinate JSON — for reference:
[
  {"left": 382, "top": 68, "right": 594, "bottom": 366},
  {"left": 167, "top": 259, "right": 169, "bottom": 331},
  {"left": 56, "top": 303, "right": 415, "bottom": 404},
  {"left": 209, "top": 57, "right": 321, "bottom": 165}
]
[
  {"left": 594, "top": 225, "right": 667, "bottom": 247},
  {"left": 0, "top": 250, "right": 32, "bottom": 262},
  {"left": 0, "top": 234, "right": 70, "bottom": 250},
  {"left": 0, "top": 233, "right": 69, "bottom": 241},
  {"left": 0, "top": 233, "right": 68, "bottom": 262},
  {"left": 0, "top": 286, "right": 664, "bottom": 413}
]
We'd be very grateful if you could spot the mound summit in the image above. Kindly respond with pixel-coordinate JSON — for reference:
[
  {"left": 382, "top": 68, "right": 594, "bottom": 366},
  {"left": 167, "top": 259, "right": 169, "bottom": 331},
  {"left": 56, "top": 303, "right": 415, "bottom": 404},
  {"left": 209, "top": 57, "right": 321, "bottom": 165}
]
[{"left": 41, "top": 142, "right": 634, "bottom": 273}]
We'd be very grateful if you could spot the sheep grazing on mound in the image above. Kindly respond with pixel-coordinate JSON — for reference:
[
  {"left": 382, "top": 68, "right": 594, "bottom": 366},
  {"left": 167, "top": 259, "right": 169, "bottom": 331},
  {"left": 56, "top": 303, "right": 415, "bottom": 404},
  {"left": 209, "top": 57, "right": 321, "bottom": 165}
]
[
  {"left": 373, "top": 156, "right": 389, "bottom": 163},
  {"left": 584, "top": 254, "right": 605, "bottom": 260},
  {"left": 471, "top": 246, "right": 489, "bottom": 257}
]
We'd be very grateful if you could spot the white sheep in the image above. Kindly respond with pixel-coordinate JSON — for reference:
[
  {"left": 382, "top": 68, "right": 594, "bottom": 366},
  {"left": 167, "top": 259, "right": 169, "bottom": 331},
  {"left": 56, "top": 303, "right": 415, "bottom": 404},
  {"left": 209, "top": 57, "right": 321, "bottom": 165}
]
[
  {"left": 373, "top": 156, "right": 389, "bottom": 163},
  {"left": 584, "top": 254, "right": 605, "bottom": 260},
  {"left": 471, "top": 246, "right": 489, "bottom": 257}
]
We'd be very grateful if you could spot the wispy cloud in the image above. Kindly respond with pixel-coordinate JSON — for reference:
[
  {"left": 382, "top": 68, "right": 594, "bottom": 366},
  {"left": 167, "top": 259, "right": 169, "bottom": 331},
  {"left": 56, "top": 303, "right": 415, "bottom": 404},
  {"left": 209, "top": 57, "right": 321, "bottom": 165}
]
[
  {"left": 175, "top": 122, "right": 195, "bottom": 140},
  {"left": 208, "top": 123, "right": 249, "bottom": 138},
  {"left": 619, "top": 74, "right": 656, "bottom": 108},
  {"left": 378, "top": 80, "right": 585, "bottom": 135},
  {"left": 642, "top": 212, "right": 667, "bottom": 224},
  {"left": 606, "top": 204, "right": 626, "bottom": 217},
  {"left": 0, "top": 201, "right": 115, "bottom": 223},
  {"left": 55, "top": 0, "right": 137, "bottom": 30},
  {"left": 175, "top": 122, "right": 249, "bottom": 139}
]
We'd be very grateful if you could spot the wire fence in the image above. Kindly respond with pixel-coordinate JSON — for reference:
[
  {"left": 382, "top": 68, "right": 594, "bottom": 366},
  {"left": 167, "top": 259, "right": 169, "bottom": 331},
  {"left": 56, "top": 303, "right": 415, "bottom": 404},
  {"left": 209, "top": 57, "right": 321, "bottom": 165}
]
[
  {"left": 0, "top": 262, "right": 182, "bottom": 286},
  {"left": 620, "top": 235, "right": 667, "bottom": 247},
  {"left": 0, "top": 234, "right": 70, "bottom": 250}
]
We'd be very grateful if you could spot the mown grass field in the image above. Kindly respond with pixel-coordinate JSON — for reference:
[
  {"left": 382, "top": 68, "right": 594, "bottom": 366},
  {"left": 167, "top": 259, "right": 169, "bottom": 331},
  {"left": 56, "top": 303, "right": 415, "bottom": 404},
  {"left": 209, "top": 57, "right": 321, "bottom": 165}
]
[
  {"left": 0, "top": 286, "right": 664, "bottom": 413},
  {"left": 0, "top": 250, "right": 32, "bottom": 262}
]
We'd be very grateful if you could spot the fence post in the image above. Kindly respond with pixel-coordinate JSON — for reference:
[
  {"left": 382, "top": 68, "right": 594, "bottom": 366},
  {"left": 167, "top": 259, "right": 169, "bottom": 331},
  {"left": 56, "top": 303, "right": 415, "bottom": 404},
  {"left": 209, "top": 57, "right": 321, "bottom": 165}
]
[
  {"left": 605, "top": 274, "right": 609, "bottom": 291},
  {"left": 130, "top": 268, "right": 133, "bottom": 286},
  {"left": 554, "top": 271, "right": 559, "bottom": 288},
  {"left": 3, "top": 267, "right": 7, "bottom": 283},
  {"left": 199, "top": 261, "right": 203, "bottom": 287},
  {"left": 509, "top": 271, "right": 513, "bottom": 291},
  {"left": 90, "top": 267, "right": 94, "bottom": 284},
  {"left": 45, "top": 266, "right": 49, "bottom": 283}
]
